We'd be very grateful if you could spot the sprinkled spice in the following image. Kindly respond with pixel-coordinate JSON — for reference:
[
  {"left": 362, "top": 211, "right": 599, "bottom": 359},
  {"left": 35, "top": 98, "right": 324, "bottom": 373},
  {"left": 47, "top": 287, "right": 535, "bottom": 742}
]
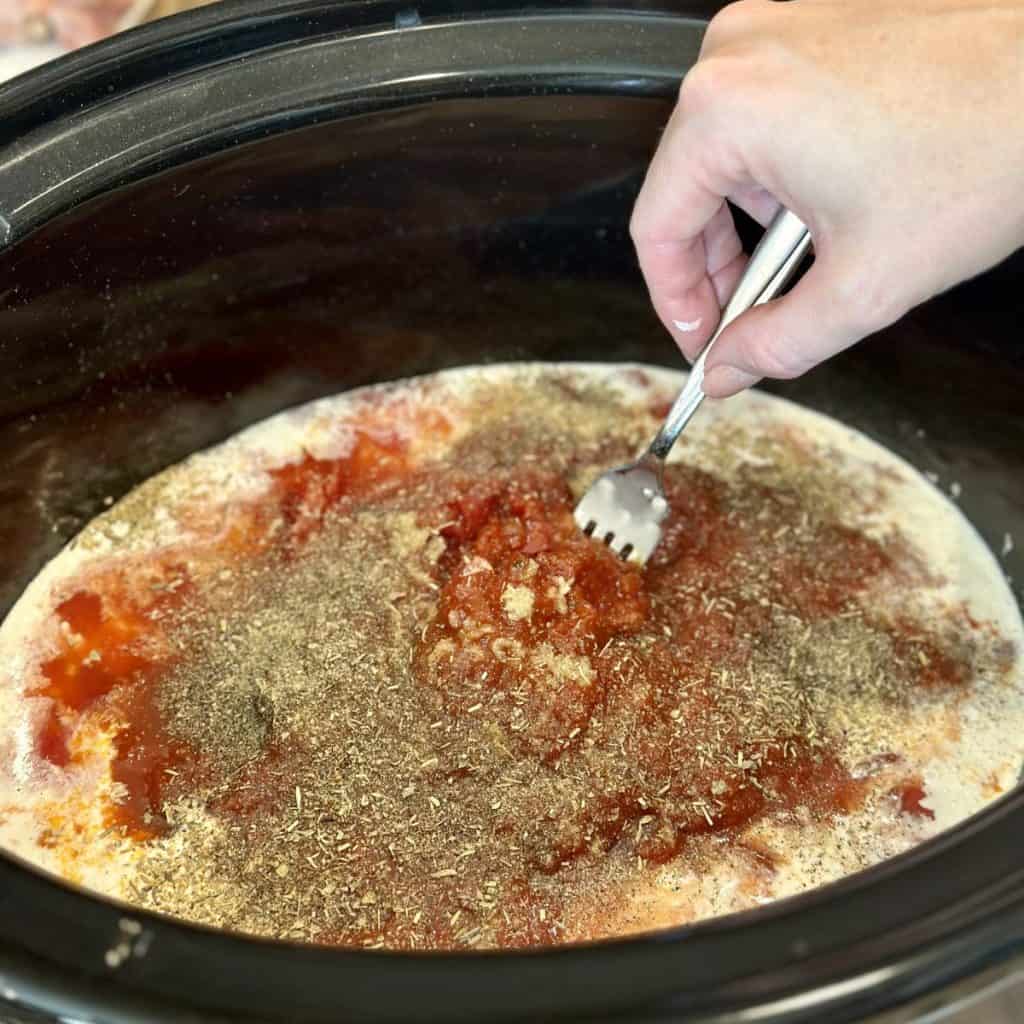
[{"left": 28, "top": 371, "right": 1002, "bottom": 949}]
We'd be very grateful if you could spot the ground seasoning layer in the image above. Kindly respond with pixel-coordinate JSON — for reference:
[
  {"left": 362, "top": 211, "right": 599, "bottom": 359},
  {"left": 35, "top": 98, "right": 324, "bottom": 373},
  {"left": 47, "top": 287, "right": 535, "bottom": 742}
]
[{"left": 28, "top": 370, "right": 991, "bottom": 948}]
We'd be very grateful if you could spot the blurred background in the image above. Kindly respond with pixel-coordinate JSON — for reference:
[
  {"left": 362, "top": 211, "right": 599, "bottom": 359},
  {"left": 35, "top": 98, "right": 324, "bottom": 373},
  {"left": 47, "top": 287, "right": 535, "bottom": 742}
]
[{"left": 0, "top": 0, "right": 215, "bottom": 80}]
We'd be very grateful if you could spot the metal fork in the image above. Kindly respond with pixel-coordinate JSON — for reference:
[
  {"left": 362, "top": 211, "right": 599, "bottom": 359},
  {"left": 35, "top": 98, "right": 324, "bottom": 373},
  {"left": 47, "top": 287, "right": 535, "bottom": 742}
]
[{"left": 574, "top": 208, "right": 812, "bottom": 564}]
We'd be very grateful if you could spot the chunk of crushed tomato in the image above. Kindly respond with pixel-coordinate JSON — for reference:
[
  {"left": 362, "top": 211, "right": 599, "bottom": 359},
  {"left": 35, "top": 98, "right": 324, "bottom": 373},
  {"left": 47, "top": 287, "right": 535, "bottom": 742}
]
[{"left": 420, "top": 475, "right": 648, "bottom": 758}]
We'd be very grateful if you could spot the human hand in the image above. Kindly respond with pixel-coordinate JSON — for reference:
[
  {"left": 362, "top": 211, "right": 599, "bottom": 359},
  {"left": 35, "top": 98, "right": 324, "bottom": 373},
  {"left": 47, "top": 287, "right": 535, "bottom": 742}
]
[{"left": 630, "top": 0, "right": 1024, "bottom": 397}]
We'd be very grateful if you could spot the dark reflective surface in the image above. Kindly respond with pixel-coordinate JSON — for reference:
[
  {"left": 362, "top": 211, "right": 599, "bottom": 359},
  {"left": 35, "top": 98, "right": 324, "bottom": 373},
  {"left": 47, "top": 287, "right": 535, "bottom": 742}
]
[
  {"left": 0, "top": 94, "right": 674, "bottom": 613},
  {"left": 1, "top": 92, "right": 1020, "bottom": 619}
]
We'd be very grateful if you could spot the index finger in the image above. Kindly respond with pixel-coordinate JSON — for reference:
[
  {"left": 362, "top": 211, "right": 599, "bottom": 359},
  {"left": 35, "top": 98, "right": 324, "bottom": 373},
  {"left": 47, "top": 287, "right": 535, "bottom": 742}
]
[{"left": 631, "top": 68, "right": 762, "bottom": 359}]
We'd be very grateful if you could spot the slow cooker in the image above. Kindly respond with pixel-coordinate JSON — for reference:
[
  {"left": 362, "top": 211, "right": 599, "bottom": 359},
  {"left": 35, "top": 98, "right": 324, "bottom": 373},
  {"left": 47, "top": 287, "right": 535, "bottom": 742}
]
[{"left": 1, "top": 2, "right": 1022, "bottom": 1021}]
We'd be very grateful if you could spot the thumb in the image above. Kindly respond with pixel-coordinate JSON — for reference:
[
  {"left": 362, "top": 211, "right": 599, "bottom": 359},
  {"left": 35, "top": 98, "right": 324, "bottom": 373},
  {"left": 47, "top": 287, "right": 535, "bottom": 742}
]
[{"left": 702, "top": 259, "right": 868, "bottom": 398}]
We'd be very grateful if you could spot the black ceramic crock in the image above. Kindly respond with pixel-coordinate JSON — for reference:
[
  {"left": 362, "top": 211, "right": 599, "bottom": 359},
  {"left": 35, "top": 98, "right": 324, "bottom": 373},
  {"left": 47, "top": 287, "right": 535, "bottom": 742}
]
[{"left": 0, "top": 3, "right": 1022, "bottom": 1021}]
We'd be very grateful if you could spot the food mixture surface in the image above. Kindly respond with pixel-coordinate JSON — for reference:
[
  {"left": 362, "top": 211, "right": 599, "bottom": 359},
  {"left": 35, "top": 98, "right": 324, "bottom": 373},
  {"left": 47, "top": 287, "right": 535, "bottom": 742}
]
[{"left": 0, "top": 364, "right": 1021, "bottom": 949}]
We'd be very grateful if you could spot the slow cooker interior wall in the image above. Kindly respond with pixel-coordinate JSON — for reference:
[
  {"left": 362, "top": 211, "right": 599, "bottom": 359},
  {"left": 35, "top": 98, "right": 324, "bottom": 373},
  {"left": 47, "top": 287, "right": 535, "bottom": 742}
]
[
  {"left": 0, "top": 90, "right": 1021, "bottom": 630},
  {"left": 0, "top": 36, "right": 1021, "bottom": 1023}
]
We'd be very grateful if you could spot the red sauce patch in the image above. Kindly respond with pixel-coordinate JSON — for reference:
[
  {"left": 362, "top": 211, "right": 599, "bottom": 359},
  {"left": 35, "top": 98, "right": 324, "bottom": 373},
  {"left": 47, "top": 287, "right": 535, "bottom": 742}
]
[
  {"left": 768, "top": 524, "right": 894, "bottom": 619},
  {"left": 892, "top": 628, "right": 968, "bottom": 689},
  {"left": 31, "top": 411, "right": 450, "bottom": 832},
  {"left": 894, "top": 779, "right": 935, "bottom": 820},
  {"left": 207, "top": 741, "right": 292, "bottom": 822},
  {"left": 414, "top": 461, "right": 950, "bottom": 874},
  {"left": 36, "top": 710, "right": 71, "bottom": 768},
  {"left": 267, "top": 407, "right": 450, "bottom": 548},
  {"left": 32, "top": 581, "right": 195, "bottom": 837},
  {"left": 270, "top": 432, "right": 410, "bottom": 546},
  {"left": 38, "top": 591, "right": 150, "bottom": 712},
  {"left": 34, "top": 587, "right": 157, "bottom": 779},
  {"left": 420, "top": 474, "right": 648, "bottom": 758},
  {"left": 106, "top": 684, "right": 199, "bottom": 838},
  {"left": 522, "top": 739, "right": 864, "bottom": 874}
]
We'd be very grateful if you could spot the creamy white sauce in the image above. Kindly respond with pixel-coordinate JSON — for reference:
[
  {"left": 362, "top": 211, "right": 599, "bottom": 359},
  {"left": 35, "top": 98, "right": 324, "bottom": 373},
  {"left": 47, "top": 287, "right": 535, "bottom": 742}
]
[{"left": 0, "top": 362, "right": 1020, "bottom": 939}]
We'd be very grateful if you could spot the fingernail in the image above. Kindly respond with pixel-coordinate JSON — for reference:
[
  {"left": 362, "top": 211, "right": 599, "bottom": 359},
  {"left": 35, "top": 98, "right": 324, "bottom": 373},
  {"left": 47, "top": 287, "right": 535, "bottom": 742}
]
[
  {"left": 672, "top": 318, "right": 703, "bottom": 334},
  {"left": 669, "top": 318, "right": 704, "bottom": 364},
  {"left": 703, "top": 364, "right": 760, "bottom": 398}
]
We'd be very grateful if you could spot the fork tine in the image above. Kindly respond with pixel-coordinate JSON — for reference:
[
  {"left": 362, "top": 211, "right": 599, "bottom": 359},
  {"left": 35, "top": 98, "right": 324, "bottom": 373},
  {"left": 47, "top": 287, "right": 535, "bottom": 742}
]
[
  {"left": 575, "top": 212, "right": 812, "bottom": 565},
  {"left": 574, "top": 461, "right": 669, "bottom": 565}
]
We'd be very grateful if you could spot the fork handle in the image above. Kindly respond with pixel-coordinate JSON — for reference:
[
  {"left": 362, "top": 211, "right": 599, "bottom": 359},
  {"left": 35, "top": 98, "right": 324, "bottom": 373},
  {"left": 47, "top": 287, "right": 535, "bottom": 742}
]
[{"left": 648, "top": 208, "right": 812, "bottom": 461}]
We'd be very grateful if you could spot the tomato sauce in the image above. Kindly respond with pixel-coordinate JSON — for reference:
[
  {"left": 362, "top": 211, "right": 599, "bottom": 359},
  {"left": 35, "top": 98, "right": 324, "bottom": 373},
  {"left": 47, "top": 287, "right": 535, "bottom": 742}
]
[
  {"left": 31, "top": 421, "right": 423, "bottom": 835},
  {"left": 32, "top": 578, "right": 196, "bottom": 836},
  {"left": 270, "top": 430, "right": 411, "bottom": 546},
  {"left": 35, "top": 587, "right": 160, "bottom": 779},
  {"left": 28, "top": 408, "right": 970, "bottom": 902},
  {"left": 39, "top": 590, "right": 150, "bottom": 712},
  {"left": 414, "top": 460, "right": 964, "bottom": 871},
  {"left": 206, "top": 741, "right": 293, "bottom": 821},
  {"left": 421, "top": 474, "right": 648, "bottom": 758},
  {"left": 894, "top": 779, "right": 936, "bottom": 820}
]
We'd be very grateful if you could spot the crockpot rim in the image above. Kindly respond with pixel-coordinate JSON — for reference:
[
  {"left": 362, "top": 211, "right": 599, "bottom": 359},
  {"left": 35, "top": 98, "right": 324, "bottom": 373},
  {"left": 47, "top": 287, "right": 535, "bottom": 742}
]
[
  {"left": 0, "top": 0, "right": 713, "bottom": 246},
  {"left": 1, "top": 3, "right": 1023, "bottom": 1022}
]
